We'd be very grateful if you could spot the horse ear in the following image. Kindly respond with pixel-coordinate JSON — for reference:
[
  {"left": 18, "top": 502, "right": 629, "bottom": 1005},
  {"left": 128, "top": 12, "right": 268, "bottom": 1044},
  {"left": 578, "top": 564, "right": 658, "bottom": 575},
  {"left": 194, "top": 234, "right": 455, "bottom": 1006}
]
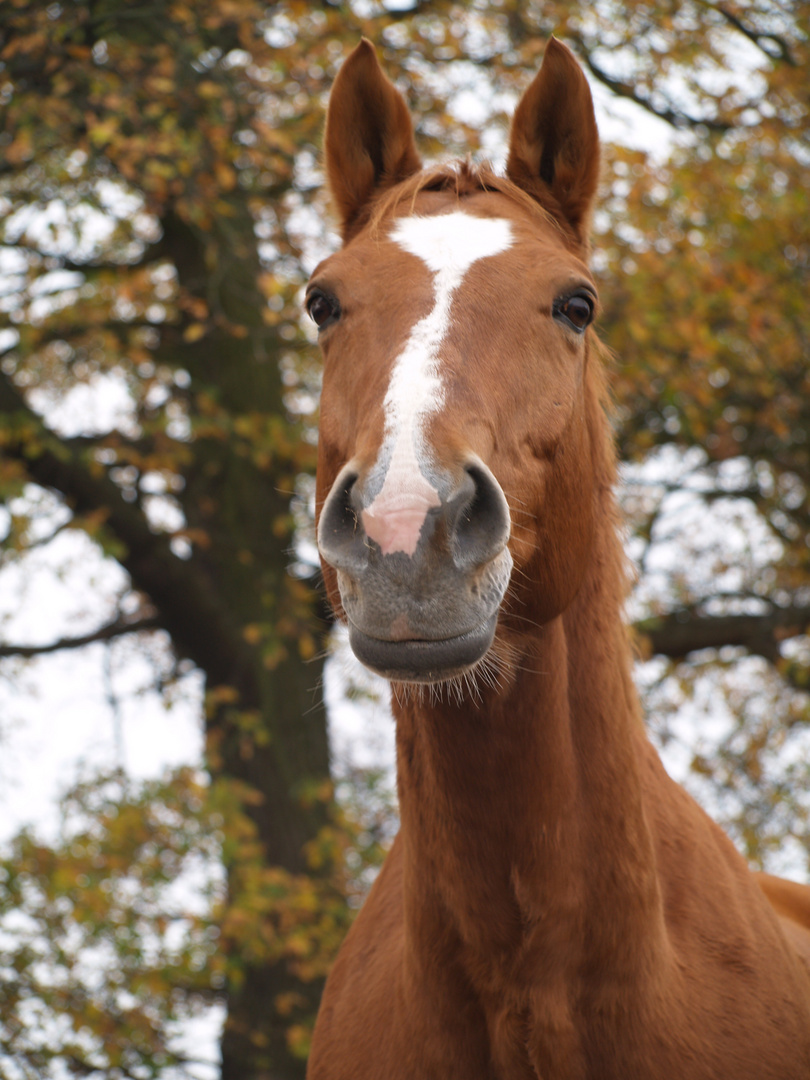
[
  {"left": 325, "top": 39, "right": 422, "bottom": 239},
  {"left": 506, "top": 38, "right": 600, "bottom": 245}
]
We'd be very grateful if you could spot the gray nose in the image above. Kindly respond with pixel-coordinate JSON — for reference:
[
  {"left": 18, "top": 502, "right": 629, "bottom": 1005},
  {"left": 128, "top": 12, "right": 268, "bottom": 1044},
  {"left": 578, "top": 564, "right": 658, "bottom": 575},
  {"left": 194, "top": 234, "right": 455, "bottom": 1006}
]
[{"left": 317, "top": 458, "right": 511, "bottom": 573}]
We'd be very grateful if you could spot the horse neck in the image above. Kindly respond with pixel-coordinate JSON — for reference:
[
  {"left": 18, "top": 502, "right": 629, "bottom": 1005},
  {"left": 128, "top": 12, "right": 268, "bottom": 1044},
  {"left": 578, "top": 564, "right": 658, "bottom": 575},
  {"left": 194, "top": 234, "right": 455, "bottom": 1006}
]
[{"left": 391, "top": 434, "right": 664, "bottom": 986}]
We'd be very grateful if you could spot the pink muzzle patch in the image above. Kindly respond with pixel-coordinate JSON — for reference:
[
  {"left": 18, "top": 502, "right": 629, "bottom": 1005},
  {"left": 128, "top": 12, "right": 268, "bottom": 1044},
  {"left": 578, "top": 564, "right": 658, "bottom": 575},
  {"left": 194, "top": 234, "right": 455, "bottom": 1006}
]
[{"left": 362, "top": 487, "right": 441, "bottom": 557}]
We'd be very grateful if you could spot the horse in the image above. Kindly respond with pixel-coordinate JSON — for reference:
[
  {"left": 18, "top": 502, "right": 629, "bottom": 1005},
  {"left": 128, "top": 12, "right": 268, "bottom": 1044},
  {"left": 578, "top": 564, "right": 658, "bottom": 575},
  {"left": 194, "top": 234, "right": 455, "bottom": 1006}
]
[{"left": 305, "top": 37, "right": 810, "bottom": 1080}]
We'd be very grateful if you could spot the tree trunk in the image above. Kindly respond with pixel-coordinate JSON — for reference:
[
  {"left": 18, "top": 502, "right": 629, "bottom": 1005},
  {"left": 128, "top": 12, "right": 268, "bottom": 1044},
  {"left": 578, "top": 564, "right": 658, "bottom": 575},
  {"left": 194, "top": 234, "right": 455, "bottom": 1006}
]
[{"left": 156, "top": 206, "right": 331, "bottom": 1078}]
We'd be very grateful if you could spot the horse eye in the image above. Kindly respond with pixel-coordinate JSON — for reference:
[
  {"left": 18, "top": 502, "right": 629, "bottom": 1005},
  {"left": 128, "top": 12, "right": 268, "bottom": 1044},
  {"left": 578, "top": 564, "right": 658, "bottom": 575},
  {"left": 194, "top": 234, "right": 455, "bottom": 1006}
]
[
  {"left": 306, "top": 290, "right": 339, "bottom": 329},
  {"left": 554, "top": 293, "right": 594, "bottom": 334}
]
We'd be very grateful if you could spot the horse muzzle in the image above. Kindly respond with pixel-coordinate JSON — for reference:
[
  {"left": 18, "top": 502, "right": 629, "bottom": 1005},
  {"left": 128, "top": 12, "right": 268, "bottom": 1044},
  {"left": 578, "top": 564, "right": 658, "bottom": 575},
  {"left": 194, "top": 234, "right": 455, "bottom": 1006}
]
[{"left": 318, "top": 457, "right": 513, "bottom": 683}]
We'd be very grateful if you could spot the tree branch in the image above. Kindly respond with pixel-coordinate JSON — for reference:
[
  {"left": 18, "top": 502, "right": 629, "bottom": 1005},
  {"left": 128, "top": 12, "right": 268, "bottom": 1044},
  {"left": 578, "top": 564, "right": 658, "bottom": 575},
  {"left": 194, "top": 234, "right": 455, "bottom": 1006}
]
[
  {"left": 2, "top": 241, "right": 171, "bottom": 275},
  {"left": 571, "top": 38, "right": 731, "bottom": 132},
  {"left": 0, "top": 616, "right": 161, "bottom": 659},
  {"left": 0, "top": 371, "right": 257, "bottom": 691},
  {"left": 713, "top": 3, "right": 797, "bottom": 66},
  {"left": 637, "top": 602, "right": 810, "bottom": 664},
  {"left": 7, "top": 323, "right": 165, "bottom": 349},
  {"left": 0, "top": 518, "right": 72, "bottom": 557}
]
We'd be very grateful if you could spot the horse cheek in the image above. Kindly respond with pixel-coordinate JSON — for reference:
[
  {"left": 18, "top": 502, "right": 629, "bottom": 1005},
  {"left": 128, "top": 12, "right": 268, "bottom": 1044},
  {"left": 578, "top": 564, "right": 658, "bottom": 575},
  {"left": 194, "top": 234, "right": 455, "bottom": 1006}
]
[{"left": 526, "top": 419, "right": 596, "bottom": 625}]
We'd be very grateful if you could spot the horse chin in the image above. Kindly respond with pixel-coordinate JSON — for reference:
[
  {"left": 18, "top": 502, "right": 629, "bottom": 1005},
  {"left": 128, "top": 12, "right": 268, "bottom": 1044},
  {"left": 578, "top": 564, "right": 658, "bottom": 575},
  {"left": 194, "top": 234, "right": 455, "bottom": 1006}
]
[{"left": 347, "top": 613, "right": 498, "bottom": 684}]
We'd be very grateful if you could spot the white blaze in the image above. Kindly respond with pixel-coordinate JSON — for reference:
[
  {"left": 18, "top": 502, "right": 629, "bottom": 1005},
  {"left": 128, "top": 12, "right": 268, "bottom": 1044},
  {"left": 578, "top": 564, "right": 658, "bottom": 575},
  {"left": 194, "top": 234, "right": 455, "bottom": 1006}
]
[{"left": 362, "top": 211, "right": 513, "bottom": 557}]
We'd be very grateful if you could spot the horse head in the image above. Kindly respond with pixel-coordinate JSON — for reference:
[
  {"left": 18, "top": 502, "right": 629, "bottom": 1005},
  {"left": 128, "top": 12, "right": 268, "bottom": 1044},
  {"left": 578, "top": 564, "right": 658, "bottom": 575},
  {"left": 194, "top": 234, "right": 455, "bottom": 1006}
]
[{"left": 311, "top": 38, "right": 604, "bottom": 684}]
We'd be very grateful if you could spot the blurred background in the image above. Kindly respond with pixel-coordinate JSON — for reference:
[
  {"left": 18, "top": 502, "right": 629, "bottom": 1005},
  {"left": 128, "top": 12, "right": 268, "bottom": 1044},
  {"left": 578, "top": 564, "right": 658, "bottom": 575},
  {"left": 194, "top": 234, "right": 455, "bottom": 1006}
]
[{"left": 0, "top": 1, "right": 808, "bottom": 1076}]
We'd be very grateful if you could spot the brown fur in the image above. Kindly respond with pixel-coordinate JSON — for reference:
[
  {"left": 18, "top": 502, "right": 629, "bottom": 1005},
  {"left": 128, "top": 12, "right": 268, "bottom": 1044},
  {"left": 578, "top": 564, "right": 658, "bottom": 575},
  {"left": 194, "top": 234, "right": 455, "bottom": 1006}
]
[{"left": 307, "top": 39, "right": 810, "bottom": 1079}]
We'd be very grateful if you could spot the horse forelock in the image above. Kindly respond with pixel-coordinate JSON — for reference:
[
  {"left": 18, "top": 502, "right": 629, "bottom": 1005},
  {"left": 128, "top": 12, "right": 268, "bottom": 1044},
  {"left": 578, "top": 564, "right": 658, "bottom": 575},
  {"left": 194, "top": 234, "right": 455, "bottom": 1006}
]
[{"left": 362, "top": 159, "right": 570, "bottom": 246}]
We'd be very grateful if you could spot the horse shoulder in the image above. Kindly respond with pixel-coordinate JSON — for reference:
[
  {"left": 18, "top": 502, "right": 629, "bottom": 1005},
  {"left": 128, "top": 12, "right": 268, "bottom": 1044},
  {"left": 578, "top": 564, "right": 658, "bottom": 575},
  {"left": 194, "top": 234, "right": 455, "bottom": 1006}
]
[
  {"left": 639, "top": 742, "right": 810, "bottom": 998},
  {"left": 756, "top": 871, "right": 810, "bottom": 972}
]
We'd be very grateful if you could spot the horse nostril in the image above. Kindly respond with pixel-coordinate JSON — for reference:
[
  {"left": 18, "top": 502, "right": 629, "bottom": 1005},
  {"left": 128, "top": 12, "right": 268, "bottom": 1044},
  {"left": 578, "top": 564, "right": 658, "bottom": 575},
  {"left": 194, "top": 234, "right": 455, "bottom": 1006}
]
[
  {"left": 317, "top": 465, "right": 369, "bottom": 573},
  {"left": 451, "top": 462, "right": 511, "bottom": 570}
]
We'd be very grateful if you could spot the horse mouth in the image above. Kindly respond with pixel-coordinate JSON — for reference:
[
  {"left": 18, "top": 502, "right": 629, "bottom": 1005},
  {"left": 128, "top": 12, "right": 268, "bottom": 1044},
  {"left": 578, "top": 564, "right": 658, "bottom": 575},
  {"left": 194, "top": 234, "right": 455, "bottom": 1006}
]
[{"left": 347, "top": 614, "right": 498, "bottom": 684}]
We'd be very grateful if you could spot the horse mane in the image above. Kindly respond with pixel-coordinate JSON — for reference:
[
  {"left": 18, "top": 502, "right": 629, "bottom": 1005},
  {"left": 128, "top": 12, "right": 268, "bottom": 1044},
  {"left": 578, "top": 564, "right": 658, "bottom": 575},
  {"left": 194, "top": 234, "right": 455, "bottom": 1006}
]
[{"left": 562, "top": 331, "right": 639, "bottom": 688}]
